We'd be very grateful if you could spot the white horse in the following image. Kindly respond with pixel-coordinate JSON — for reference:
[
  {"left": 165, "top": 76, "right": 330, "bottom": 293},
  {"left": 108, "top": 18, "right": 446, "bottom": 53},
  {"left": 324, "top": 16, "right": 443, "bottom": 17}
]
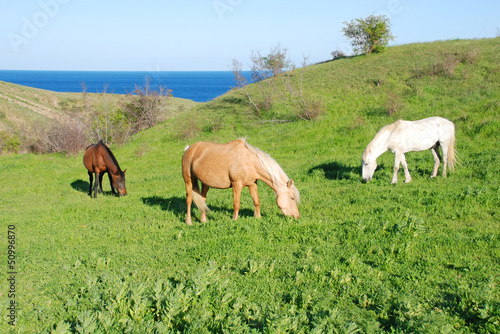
[{"left": 362, "top": 117, "right": 457, "bottom": 183}]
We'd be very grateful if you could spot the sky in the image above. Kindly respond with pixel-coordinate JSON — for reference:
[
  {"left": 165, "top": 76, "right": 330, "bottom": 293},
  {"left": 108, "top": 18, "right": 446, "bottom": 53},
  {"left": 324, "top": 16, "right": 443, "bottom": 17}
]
[{"left": 1, "top": 0, "right": 499, "bottom": 71}]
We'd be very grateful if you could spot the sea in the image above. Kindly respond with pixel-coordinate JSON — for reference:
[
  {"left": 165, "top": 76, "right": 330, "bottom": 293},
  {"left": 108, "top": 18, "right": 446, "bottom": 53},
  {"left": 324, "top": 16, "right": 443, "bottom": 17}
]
[{"left": 0, "top": 70, "right": 250, "bottom": 103}]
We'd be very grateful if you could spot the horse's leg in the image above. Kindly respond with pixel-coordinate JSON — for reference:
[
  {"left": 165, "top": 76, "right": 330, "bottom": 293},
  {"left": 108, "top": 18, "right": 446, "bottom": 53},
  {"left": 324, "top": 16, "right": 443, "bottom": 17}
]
[
  {"left": 400, "top": 154, "right": 412, "bottom": 183},
  {"left": 391, "top": 152, "right": 403, "bottom": 184},
  {"left": 248, "top": 182, "right": 261, "bottom": 218},
  {"left": 200, "top": 183, "right": 210, "bottom": 223},
  {"left": 88, "top": 171, "right": 93, "bottom": 196},
  {"left": 430, "top": 143, "right": 442, "bottom": 178},
  {"left": 185, "top": 178, "right": 193, "bottom": 225},
  {"left": 98, "top": 172, "right": 105, "bottom": 194},
  {"left": 107, "top": 172, "right": 117, "bottom": 195},
  {"left": 232, "top": 182, "right": 243, "bottom": 220},
  {"left": 93, "top": 170, "right": 99, "bottom": 198}
]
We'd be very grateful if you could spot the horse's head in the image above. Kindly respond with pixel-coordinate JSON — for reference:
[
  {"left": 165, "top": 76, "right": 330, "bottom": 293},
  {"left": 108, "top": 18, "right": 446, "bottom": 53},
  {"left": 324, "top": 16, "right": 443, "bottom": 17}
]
[
  {"left": 112, "top": 169, "right": 127, "bottom": 196},
  {"left": 276, "top": 179, "right": 300, "bottom": 219},
  {"left": 362, "top": 155, "right": 377, "bottom": 182}
]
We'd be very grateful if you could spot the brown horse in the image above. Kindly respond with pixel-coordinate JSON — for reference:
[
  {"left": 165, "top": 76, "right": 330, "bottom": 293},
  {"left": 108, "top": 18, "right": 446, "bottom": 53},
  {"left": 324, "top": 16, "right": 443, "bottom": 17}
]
[
  {"left": 182, "top": 139, "right": 300, "bottom": 225},
  {"left": 83, "top": 140, "right": 127, "bottom": 198}
]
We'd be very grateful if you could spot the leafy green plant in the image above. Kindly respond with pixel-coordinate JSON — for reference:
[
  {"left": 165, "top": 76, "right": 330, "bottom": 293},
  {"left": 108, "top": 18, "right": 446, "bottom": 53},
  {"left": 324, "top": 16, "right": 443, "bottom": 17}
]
[
  {"left": 342, "top": 14, "right": 396, "bottom": 54},
  {"left": 0, "top": 131, "right": 21, "bottom": 154}
]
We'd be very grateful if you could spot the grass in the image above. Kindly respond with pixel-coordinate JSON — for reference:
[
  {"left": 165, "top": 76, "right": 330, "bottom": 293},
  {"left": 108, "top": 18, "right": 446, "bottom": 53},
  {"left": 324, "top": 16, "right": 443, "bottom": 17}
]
[{"left": 0, "top": 38, "right": 499, "bottom": 333}]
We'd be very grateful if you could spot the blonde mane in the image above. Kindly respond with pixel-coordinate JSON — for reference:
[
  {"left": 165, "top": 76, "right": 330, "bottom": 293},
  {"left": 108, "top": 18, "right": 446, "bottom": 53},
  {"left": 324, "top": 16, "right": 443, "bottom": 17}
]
[{"left": 243, "top": 139, "right": 300, "bottom": 203}]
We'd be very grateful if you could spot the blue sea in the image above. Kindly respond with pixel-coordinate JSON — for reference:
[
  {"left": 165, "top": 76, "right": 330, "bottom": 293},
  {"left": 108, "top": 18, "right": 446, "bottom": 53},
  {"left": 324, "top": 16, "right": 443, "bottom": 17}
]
[{"left": 0, "top": 70, "right": 248, "bottom": 103}]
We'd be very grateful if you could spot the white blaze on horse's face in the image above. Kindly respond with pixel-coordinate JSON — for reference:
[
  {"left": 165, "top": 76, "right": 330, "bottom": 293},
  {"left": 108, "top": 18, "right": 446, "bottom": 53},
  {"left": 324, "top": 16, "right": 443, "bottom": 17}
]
[
  {"left": 276, "top": 180, "right": 300, "bottom": 219},
  {"left": 362, "top": 158, "right": 377, "bottom": 182}
]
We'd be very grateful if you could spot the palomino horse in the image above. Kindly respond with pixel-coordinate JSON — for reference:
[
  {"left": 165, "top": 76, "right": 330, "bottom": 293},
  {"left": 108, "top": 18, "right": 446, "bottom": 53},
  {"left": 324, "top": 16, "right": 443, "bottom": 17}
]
[
  {"left": 362, "top": 116, "right": 456, "bottom": 183},
  {"left": 182, "top": 139, "right": 300, "bottom": 225},
  {"left": 83, "top": 140, "right": 127, "bottom": 198}
]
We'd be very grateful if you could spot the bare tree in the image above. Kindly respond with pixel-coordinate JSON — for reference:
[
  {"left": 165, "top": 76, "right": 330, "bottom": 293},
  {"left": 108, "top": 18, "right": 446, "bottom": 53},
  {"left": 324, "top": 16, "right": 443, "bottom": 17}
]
[
  {"left": 232, "top": 44, "right": 294, "bottom": 116},
  {"left": 80, "top": 81, "right": 91, "bottom": 114},
  {"left": 232, "top": 45, "right": 325, "bottom": 121},
  {"left": 231, "top": 58, "right": 261, "bottom": 117}
]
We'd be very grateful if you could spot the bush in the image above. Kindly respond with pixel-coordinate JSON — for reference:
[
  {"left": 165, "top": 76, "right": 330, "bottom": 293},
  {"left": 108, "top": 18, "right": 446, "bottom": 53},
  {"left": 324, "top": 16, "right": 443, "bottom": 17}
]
[
  {"left": 413, "top": 48, "right": 481, "bottom": 78},
  {"left": 385, "top": 92, "right": 403, "bottom": 116},
  {"left": 25, "top": 120, "right": 88, "bottom": 155},
  {"left": 331, "top": 50, "right": 346, "bottom": 60},
  {"left": 294, "top": 95, "right": 325, "bottom": 120},
  {"left": 0, "top": 131, "right": 21, "bottom": 154},
  {"left": 122, "top": 77, "right": 172, "bottom": 134},
  {"left": 88, "top": 107, "right": 131, "bottom": 145}
]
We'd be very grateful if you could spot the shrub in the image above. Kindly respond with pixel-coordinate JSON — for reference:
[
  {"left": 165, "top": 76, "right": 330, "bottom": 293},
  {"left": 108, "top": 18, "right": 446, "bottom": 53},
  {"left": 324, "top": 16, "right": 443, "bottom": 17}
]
[
  {"left": 416, "top": 48, "right": 481, "bottom": 78},
  {"left": 331, "top": 50, "right": 346, "bottom": 60},
  {"left": 122, "top": 77, "right": 172, "bottom": 134},
  {"left": 432, "top": 53, "right": 461, "bottom": 77},
  {"left": 385, "top": 92, "right": 403, "bottom": 116},
  {"left": 294, "top": 95, "right": 325, "bottom": 120},
  {"left": 82, "top": 85, "right": 132, "bottom": 145},
  {"left": 88, "top": 107, "right": 131, "bottom": 145},
  {"left": 0, "top": 131, "right": 21, "bottom": 154}
]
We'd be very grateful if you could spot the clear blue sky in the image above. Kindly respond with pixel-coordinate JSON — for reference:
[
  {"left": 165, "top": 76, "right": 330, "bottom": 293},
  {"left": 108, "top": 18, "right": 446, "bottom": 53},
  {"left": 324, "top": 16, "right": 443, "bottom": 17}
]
[{"left": 1, "top": 0, "right": 498, "bottom": 71}]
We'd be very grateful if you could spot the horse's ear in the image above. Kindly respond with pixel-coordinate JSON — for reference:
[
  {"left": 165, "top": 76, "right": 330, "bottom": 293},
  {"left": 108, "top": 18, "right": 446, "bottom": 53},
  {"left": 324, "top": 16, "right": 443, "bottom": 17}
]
[
  {"left": 123, "top": 169, "right": 127, "bottom": 173},
  {"left": 287, "top": 179, "right": 294, "bottom": 188}
]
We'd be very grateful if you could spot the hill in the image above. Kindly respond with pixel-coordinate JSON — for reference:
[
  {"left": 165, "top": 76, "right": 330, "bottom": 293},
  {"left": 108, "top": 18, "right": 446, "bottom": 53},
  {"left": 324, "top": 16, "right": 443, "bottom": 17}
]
[
  {"left": 175, "top": 38, "right": 499, "bottom": 140},
  {"left": 0, "top": 38, "right": 499, "bottom": 333},
  {"left": 0, "top": 81, "right": 199, "bottom": 153}
]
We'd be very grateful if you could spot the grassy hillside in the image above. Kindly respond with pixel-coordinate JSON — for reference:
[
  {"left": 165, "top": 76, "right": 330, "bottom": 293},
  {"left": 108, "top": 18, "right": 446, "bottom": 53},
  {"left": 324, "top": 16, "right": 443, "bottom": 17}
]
[
  {"left": 0, "top": 81, "right": 199, "bottom": 153},
  {"left": 0, "top": 38, "right": 499, "bottom": 333}
]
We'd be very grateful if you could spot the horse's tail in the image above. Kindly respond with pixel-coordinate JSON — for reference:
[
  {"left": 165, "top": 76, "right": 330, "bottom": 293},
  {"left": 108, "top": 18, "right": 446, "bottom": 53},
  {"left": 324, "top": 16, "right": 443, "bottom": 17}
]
[
  {"left": 192, "top": 191, "right": 210, "bottom": 214},
  {"left": 447, "top": 127, "right": 457, "bottom": 172}
]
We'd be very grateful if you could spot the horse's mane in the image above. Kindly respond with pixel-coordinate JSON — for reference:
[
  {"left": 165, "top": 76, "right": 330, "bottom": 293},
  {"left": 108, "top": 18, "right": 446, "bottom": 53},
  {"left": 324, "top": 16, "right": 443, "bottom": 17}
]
[
  {"left": 243, "top": 139, "right": 300, "bottom": 203},
  {"left": 98, "top": 140, "right": 122, "bottom": 172},
  {"left": 362, "top": 121, "right": 399, "bottom": 161}
]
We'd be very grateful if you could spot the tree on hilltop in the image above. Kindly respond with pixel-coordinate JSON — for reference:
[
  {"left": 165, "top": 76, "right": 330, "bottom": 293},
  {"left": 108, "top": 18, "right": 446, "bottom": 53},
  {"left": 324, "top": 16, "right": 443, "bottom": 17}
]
[{"left": 342, "top": 14, "right": 395, "bottom": 55}]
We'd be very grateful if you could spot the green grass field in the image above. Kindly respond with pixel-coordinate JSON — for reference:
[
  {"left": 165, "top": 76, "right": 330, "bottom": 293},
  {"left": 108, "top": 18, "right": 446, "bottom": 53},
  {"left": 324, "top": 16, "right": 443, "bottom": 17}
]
[{"left": 1, "top": 38, "right": 499, "bottom": 333}]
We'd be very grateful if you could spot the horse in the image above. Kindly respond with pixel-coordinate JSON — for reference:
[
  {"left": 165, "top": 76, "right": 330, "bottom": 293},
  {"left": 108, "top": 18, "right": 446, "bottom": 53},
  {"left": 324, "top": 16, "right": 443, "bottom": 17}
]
[
  {"left": 83, "top": 140, "right": 127, "bottom": 198},
  {"left": 182, "top": 139, "right": 300, "bottom": 225},
  {"left": 362, "top": 116, "right": 457, "bottom": 183}
]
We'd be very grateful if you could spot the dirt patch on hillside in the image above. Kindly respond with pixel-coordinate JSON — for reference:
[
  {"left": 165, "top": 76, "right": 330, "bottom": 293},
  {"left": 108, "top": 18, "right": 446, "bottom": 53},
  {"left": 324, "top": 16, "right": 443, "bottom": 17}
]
[{"left": 0, "top": 91, "right": 70, "bottom": 123}]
